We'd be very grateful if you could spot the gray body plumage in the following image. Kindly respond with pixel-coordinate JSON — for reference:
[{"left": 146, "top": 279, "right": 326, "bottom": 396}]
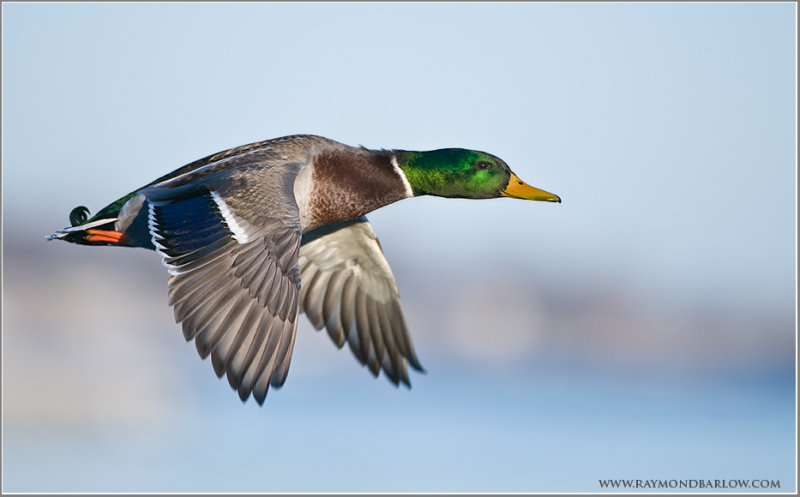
[{"left": 52, "top": 135, "right": 422, "bottom": 404}]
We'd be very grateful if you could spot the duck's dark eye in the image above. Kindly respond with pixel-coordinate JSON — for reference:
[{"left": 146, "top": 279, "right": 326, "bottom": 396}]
[{"left": 475, "top": 161, "right": 491, "bottom": 170}]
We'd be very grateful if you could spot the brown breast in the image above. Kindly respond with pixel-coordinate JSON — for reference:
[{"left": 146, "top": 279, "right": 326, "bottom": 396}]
[{"left": 308, "top": 148, "right": 410, "bottom": 228}]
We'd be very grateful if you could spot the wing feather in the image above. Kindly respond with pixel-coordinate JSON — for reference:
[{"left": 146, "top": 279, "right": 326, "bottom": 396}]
[
  {"left": 298, "top": 217, "right": 424, "bottom": 386},
  {"left": 145, "top": 164, "right": 303, "bottom": 404}
]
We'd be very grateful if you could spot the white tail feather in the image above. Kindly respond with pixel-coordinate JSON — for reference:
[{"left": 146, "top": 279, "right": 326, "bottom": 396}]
[{"left": 46, "top": 218, "right": 118, "bottom": 240}]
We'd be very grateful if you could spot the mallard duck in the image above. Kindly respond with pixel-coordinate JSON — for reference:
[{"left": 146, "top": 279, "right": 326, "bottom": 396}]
[{"left": 49, "top": 134, "right": 560, "bottom": 404}]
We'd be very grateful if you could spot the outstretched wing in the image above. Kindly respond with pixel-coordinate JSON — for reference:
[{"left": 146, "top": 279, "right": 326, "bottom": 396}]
[
  {"left": 299, "top": 217, "right": 424, "bottom": 386},
  {"left": 145, "top": 157, "right": 304, "bottom": 405}
]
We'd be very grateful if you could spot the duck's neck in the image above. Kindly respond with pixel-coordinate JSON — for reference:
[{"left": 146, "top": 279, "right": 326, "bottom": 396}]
[
  {"left": 297, "top": 147, "right": 414, "bottom": 231},
  {"left": 393, "top": 148, "right": 483, "bottom": 197},
  {"left": 393, "top": 150, "right": 426, "bottom": 196}
]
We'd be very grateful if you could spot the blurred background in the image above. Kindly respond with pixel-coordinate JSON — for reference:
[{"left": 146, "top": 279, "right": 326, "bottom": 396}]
[{"left": 2, "top": 2, "right": 795, "bottom": 493}]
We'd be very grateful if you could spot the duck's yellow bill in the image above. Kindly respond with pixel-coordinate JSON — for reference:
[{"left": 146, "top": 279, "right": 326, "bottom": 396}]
[{"left": 501, "top": 172, "right": 561, "bottom": 202}]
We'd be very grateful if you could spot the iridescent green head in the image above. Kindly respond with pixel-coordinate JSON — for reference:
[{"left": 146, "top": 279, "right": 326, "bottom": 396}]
[{"left": 393, "top": 148, "right": 561, "bottom": 202}]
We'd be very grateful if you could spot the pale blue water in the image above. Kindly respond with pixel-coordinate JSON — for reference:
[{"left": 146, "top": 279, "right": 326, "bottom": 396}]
[{"left": 3, "top": 365, "right": 794, "bottom": 493}]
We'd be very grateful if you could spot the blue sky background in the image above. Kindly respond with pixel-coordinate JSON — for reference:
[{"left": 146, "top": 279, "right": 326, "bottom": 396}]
[{"left": 2, "top": 2, "right": 796, "bottom": 493}]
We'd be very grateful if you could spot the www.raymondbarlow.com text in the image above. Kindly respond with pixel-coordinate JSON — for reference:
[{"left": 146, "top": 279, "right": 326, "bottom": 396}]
[{"left": 599, "top": 479, "right": 781, "bottom": 490}]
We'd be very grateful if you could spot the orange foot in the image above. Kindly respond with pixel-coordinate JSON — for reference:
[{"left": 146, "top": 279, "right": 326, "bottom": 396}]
[{"left": 85, "top": 229, "right": 130, "bottom": 244}]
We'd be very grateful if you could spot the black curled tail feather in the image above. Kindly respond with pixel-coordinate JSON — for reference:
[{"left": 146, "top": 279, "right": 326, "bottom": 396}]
[
  {"left": 48, "top": 205, "right": 119, "bottom": 246},
  {"left": 69, "top": 206, "right": 91, "bottom": 227}
]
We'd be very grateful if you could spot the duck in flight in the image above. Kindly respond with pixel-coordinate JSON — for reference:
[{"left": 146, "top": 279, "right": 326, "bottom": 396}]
[{"left": 49, "top": 134, "right": 560, "bottom": 405}]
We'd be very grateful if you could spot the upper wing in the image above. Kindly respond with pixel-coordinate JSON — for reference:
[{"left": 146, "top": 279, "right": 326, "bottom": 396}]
[
  {"left": 145, "top": 157, "right": 304, "bottom": 405},
  {"left": 299, "top": 217, "right": 424, "bottom": 386}
]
